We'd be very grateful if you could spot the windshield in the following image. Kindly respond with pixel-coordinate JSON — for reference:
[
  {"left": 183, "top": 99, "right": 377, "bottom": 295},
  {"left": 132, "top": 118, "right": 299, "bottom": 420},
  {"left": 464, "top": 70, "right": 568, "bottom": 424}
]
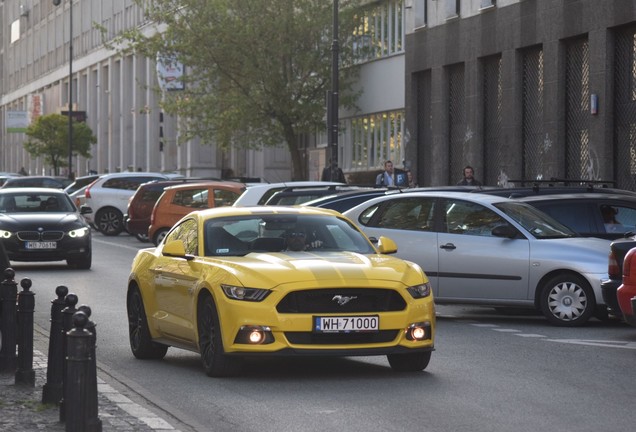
[
  {"left": 203, "top": 213, "right": 376, "bottom": 257},
  {"left": 0, "top": 193, "right": 75, "bottom": 213},
  {"left": 494, "top": 201, "right": 576, "bottom": 239}
]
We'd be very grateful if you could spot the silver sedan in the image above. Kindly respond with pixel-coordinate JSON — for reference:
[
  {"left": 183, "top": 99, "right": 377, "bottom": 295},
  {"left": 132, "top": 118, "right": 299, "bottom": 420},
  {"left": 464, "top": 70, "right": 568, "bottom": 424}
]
[{"left": 344, "top": 191, "right": 610, "bottom": 326}]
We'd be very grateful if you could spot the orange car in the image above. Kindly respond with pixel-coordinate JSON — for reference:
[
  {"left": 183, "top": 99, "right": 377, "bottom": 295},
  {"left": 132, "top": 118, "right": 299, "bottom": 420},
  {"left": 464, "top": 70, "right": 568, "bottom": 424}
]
[{"left": 148, "top": 181, "right": 245, "bottom": 245}]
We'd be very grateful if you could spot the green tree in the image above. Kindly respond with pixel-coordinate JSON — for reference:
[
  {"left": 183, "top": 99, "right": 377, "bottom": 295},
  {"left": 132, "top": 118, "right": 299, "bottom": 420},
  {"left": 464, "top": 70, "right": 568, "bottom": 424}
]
[
  {"left": 24, "top": 113, "right": 95, "bottom": 175},
  {"left": 110, "top": 0, "right": 363, "bottom": 180}
]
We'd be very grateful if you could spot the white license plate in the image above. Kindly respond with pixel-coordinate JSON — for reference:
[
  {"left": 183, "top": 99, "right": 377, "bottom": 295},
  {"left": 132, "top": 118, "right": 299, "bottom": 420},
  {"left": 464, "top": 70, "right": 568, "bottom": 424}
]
[
  {"left": 314, "top": 315, "right": 379, "bottom": 333},
  {"left": 25, "top": 241, "right": 57, "bottom": 249}
]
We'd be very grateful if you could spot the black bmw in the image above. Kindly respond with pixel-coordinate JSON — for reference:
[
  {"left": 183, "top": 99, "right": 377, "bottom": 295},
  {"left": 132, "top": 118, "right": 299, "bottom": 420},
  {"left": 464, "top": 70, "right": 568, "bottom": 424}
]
[{"left": 0, "top": 188, "right": 92, "bottom": 269}]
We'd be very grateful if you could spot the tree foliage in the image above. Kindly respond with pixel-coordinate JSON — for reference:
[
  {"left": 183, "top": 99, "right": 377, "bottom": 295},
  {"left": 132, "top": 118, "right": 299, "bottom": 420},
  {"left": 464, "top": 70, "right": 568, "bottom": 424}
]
[
  {"left": 112, "top": 0, "right": 363, "bottom": 180},
  {"left": 24, "top": 114, "right": 95, "bottom": 175}
]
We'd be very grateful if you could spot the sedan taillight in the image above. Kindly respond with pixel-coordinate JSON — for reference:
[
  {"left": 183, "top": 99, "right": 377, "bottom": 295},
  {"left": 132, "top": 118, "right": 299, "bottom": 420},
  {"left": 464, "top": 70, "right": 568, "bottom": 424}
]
[{"left": 608, "top": 251, "right": 620, "bottom": 279}]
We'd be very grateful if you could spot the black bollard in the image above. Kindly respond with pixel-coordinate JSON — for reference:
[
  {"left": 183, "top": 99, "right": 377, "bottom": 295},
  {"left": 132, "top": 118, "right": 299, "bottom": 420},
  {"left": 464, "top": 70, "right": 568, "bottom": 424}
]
[
  {"left": 77, "top": 305, "right": 102, "bottom": 432},
  {"left": 64, "top": 311, "right": 91, "bottom": 432},
  {"left": 0, "top": 268, "right": 18, "bottom": 373},
  {"left": 59, "top": 293, "right": 79, "bottom": 422},
  {"left": 42, "top": 285, "right": 69, "bottom": 404},
  {"left": 15, "top": 278, "right": 35, "bottom": 386}
]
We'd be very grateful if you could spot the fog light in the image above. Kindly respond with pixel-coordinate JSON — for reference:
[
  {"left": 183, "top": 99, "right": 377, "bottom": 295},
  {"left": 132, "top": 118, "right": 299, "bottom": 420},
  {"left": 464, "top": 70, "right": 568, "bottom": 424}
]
[
  {"left": 405, "top": 322, "right": 431, "bottom": 341},
  {"left": 234, "top": 325, "right": 274, "bottom": 345}
]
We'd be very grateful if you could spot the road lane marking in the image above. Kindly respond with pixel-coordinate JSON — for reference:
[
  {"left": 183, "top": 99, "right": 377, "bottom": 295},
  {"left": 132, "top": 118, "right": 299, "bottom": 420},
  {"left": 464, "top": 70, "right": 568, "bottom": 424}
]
[{"left": 546, "top": 339, "right": 636, "bottom": 350}]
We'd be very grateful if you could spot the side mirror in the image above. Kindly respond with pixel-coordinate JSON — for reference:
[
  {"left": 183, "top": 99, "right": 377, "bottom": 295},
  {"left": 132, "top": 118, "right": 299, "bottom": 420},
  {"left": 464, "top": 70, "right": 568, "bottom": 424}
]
[
  {"left": 492, "top": 224, "right": 518, "bottom": 239},
  {"left": 162, "top": 240, "right": 194, "bottom": 260},
  {"left": 376, "top": 236, "right": 398, "bottom": 254},
  {"left": 80, "top": 205, "right": 92, "bottom": 215}
]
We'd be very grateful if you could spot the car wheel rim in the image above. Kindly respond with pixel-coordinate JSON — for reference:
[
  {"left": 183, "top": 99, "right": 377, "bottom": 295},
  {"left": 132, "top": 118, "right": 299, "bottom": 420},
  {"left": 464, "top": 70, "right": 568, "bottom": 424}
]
[
  {"left": 547, "top": 281, "right": 588, "bottom": 322},
  {"left": 98, "top": 211, "right": 120, "bottom": 233},
  {"left": 129, "top": 292, "right": 143, "bottom": 350}
]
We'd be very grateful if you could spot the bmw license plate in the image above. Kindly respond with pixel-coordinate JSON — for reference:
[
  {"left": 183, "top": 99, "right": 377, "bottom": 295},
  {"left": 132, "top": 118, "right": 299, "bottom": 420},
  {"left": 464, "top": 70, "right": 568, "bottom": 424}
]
[
  {"left": 25, "top": 241, "right": 57, "bottom": 249},
  {"left": 314, "top": 315, "right": 379, "bottom": 333}
]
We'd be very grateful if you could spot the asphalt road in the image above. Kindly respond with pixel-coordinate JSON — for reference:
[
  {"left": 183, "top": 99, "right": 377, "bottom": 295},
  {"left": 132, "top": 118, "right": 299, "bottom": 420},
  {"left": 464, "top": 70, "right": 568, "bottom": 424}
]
[{"left": 12, "top": 231, "right": 636, "bottom": 432}]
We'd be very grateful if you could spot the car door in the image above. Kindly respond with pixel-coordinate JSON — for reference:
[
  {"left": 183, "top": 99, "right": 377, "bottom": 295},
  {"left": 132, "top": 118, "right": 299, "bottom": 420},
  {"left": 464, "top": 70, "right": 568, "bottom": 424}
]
[
  {"left": 436, "top": 198, "right": 531, "bottom": 301},
  {"left": 152, "top": 218, "right": 200, "bottom": 343},
  {"left": 357, "top": 197, "right": 440, "bottom": 295}
]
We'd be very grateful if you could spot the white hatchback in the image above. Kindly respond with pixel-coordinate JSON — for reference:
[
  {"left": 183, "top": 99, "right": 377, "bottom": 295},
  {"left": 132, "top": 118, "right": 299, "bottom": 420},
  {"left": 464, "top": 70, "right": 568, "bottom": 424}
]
[
  {"left": 344, "top": 191, "right": 610, "bottom": 326},
  {"left": 83, "top": 172, "right": 172, "bottom": 235}
]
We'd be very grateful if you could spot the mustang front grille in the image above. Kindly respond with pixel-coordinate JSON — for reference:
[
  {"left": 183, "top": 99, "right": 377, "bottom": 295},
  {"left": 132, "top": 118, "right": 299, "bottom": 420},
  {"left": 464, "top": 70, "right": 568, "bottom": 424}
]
[
  {"left": 276, "top": 288, "right": 406, "bottom": 313},
  {"left": 285, "top": 330, "right": 399, "bottom": 345},
  {"left": 17, "top": 231, "right": 65, "bottom": 241}
]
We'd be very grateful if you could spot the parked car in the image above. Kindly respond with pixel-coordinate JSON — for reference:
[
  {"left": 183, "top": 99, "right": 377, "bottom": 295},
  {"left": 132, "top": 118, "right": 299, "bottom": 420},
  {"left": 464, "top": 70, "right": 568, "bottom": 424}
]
[
  {"left": 0, "top": 188, "right": 92, "bottom": 268},
  {"left": 302, "top": 186, "right": 482, "bottom": 213},
  {"left": 617, "top": 247, "right": 636, "bottom": 326},
  {"left": 232, "top": 181, "right": 345, "bottom": 206},
  {"left": 148, "top": 181, "right": 245, "bottom": 245},
  {"left": 344, "top": 191, "right": 610, "bottom": 326},
  {"left": 601, "top": 234, "right": 636, "bottom": 318},
  {"left": 64, "top": 174, "right": 101, "bottom": 195},
  {"left": 515, "top": 193, "right": 636, "bottom": 240},
  {"left": 0, "top": 176, "right": 70, "bottom": 189},
  {"left": 83, "top": 172, "right": 172, "bottom": 236},
  {"left": 474, "top": 180, "right": 636, "bottom": 198},
  {"left": 302, "top": 189, "right": 391, "bottom": 212},
  {"left": 127, "top": 206, "right": 435, "bottom": 376}
]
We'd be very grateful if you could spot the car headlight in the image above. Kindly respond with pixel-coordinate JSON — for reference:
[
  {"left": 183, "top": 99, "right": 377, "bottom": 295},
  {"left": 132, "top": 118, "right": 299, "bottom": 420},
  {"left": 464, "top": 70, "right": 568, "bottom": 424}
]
[
  {"left": 0, "top": 230, "right": 13, "bottom": 239},
  {"left": 221, "top": 284, "right": 270, "bottom": 302},
  {"left": 68, "top": 227, "right": 89, "bottom": 238},
  {"left": 406, "top": 282, "right": 432, "bottom": 299}
]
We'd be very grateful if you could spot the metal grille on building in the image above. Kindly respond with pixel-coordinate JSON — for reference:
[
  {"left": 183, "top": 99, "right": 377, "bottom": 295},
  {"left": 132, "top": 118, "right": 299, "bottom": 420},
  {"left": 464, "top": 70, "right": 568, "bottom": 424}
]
[
  {"left": 614, "top": 26, "right": 636, "bottom": 191},
  {"left": 483, "top": 55, "right": 503, "bottom": 186},
  {"left": 521, "top": 47, "right": 544, "bottom": 181},
  {"left": 448, "top": 63, "right": 465, "bottom": 185},
  {"left": 416, "top": 70, "right": 432, "bottom": 186},
  {"left": 565, "top": 38, "right": 591, "bottom": 181}
]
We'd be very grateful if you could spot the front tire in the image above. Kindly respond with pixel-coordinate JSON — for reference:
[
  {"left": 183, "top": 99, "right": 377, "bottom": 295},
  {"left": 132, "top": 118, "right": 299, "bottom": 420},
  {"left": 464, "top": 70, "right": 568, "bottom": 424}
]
[
  {"left": 153, "top": 228, "right": 169, "bottom": 246},
  {"left": 95, "top": 207, "right": 124, "bottom": 236},
  {"left": 539, "top": 274, "right": 595, "bottom": 326},
  {"left": 387, "top": 351, "right": 431, "bottom": 372},
  {"left": 127, "top": 286, "right": 168, "bottom": 359},
  {"left": 197, "top": 295, "right": 241, "bottom": 377}
]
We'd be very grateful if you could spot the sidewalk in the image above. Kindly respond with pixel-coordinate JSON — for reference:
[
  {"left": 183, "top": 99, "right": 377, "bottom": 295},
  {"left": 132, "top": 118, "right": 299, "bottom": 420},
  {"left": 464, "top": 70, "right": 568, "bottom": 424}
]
[{"left": 0, "top": 327, "right": 180, "bottom": 432}]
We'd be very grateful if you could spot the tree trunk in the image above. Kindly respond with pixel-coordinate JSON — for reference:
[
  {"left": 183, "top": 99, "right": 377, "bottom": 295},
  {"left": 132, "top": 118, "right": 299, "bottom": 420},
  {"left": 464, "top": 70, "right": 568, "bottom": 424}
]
[{"left": 282, "top": 122, "right": 306, "bottom": 180}]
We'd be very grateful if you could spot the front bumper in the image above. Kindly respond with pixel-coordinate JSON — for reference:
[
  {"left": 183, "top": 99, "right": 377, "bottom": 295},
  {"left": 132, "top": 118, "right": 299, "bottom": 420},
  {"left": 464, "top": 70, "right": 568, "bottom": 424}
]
[
  {"left": 4, "top": 237, "right": 90, "bottom": 262},
  {"left": 213, "top": 288, "right": 436, "bottom": 356}
]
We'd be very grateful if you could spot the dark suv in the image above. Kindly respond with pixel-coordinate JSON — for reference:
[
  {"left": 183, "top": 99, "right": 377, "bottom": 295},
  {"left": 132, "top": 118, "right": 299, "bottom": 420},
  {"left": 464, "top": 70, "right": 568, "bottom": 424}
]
[{"left": 517, "top": 193, "right": 636, "bottom": 240}]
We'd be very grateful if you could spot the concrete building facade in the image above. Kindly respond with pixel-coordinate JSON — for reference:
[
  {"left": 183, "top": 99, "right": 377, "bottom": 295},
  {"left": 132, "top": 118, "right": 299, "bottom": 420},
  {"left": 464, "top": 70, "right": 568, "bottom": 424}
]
[
  {"left": 405, "top": 0, "right": 636, "bottom": 190},
  {"left": 0, "top": 0, "right": 407, "bottom": 183}
]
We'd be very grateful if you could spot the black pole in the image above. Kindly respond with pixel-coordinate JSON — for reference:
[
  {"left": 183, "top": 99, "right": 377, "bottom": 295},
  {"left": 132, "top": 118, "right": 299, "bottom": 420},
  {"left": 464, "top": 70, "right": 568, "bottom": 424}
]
[
  {"left": 64, "top": 311, "right": 91, "bottom": 432},
  {"left": 0, "top": 268, "right": 18, "bottom": 373},
  {"left": 330, "top": 0, "right": 339, "bottom": 172},
  {"left": 77, "top": 305, "right": 102, "bottom": 432},
  {"left": 15, "top": 278, "right": 35, "bottom": 386},
  {"left": 42, "top": 285, "right": 69, "bottom": 404},
  {"left": 59, "top": 292, "right": 79, "bottom": 422}
]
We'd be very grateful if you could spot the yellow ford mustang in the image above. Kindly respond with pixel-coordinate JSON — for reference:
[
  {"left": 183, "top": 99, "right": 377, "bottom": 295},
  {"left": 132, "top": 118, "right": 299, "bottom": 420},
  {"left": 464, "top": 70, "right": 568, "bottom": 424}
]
[{"left": 127, "top": 206, "right": 435, "bottom": 377}]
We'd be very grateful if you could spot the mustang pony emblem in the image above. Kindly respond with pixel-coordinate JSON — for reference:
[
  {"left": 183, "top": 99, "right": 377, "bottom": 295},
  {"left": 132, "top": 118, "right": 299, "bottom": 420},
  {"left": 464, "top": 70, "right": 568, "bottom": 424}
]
[{"left": 332, "top": 295, "right": 357, "bottom": 306}]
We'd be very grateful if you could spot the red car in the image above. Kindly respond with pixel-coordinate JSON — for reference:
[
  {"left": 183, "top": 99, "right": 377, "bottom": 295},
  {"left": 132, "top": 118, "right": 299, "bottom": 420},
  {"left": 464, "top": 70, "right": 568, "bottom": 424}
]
[{"left": 617, "top": 247, "right": 636, "bottom": 326}]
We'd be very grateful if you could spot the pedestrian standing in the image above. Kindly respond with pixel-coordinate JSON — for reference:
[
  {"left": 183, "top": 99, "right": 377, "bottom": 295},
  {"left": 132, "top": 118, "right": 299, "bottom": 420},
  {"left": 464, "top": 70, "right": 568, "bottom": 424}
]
[
  {"left": 321, "top": 159, "right": 346, "bottom": 183},
  {"left": 456, "top": 165, "right": 482, "bottom": 186},
  {"left": 376, "top": 160, "right": 396, "bottom": 186}
]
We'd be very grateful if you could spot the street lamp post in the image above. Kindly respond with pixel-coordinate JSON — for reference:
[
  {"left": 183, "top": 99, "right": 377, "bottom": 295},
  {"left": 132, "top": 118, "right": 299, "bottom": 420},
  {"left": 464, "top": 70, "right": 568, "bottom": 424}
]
[{"left": 52, "top": 0, "right": 73, "bottom": 180}]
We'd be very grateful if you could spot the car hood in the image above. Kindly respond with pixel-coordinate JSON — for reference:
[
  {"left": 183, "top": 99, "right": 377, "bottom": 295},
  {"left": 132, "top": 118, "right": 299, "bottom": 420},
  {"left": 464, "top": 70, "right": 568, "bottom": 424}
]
[
  {"left": 532, "top": 236, "right": 610, "bottom": 273},
  {"left": 0, "top": 213, "right": 86, "bottom": 228},
  {"left": 200, "top": 251, "right": 424, "bottom": 289}
]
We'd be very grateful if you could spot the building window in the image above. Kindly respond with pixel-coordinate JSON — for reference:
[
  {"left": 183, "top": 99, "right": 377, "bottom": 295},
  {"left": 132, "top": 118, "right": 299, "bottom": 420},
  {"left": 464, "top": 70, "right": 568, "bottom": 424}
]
[
  {"left": 483, "top": 55, "right": 503, "bottom": 186},
  {"left": 446, "top": 0, "right": 460, "bottom": 19},
  {"left": 480, "top": 0, "right": 496, "bottom": 9},
  {"left": 352, "top": 0, "right": 405, "bottom": 63},
  {"left": 345, "top": 110, "right": 405, "bottom": 172},
  {"left": 521, "top": 46, "right": 545, "bottom": 181},
  {"left": 413, "top": 0, "right": 427, "bottom": 28}
]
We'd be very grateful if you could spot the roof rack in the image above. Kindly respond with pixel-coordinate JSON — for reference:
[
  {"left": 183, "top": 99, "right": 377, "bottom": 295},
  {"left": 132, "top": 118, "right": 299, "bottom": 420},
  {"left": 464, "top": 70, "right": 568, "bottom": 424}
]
[{"left": 508, "top": 178, "right": 617, "bottom": 191}]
